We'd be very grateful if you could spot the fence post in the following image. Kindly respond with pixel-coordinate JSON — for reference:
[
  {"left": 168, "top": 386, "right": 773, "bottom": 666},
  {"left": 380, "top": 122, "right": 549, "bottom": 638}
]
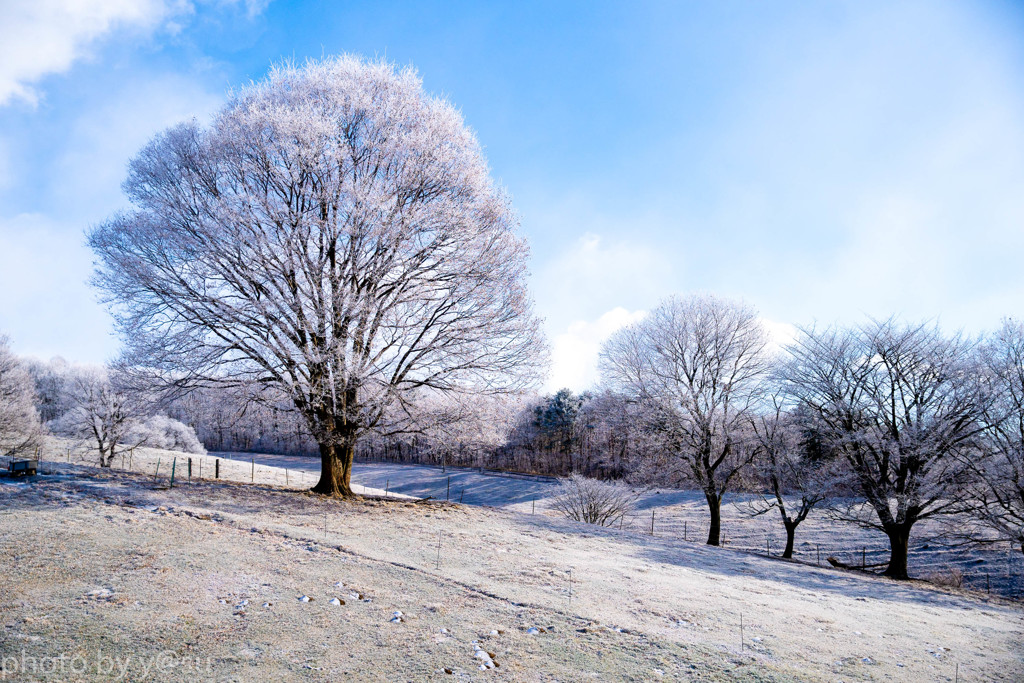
[
  {"left": 188, "top": 458, "right": 192, "bottom": 480},
  {"left": 446, "top": 476, "right": 450, "bottom": 501},
  {"left": 169, "top": 458, "right": 176, "bottom": 488},
  {"left": 215, "top": 459, "right": 220, "bottom": 479},
  {"left": 650, "top": 509, "right": 655, "bottom": 536}
]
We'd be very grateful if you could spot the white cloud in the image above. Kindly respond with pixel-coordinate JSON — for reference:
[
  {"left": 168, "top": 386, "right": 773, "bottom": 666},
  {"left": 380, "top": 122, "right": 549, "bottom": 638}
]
[
  {"left": 547, "top": 307, "right": 646, "bottom": 392},
  {"left": 533, "top": 231, "right": 680, "bottom": 392},
  {"left": 534, "top": 232, "right": 678, "bottom": 324},
  {"left": 760, "top": 317, "right": 796, "bottom": 356},
  {"left": 0, "top": 0, "right": 181, "bottom": 107},
  {"left": 0, "top": 135, "right": 10, "bottom": 191}
]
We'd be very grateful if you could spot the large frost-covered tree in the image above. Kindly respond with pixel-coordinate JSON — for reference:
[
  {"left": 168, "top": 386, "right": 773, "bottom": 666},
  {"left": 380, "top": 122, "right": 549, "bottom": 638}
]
[
  {"left": 89, "top": 56, "right": 545, "bottom": 496},
  {"left": 600, "top": 294, "right": 770, "bottom": 545},
  {"left": 781, "top": 320, "right": 987, "bottom": 579}
]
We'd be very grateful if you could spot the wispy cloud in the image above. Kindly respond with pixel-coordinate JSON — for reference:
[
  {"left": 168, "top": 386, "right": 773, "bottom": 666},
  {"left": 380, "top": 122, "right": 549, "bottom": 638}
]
[
  {"left": 533, "top": 231, "right": 678, "bottom": 391},
  {"left": 0, "top": 0, "right": 181, "bottom": 107}
]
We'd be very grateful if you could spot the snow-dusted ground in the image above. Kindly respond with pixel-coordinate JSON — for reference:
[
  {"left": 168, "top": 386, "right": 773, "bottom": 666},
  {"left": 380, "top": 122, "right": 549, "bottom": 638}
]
[
  {"left": 2, "top": 451, "right": 1022, "bottom": 682},
  {"left": 216, "top": 452, "right": 1024, "bottom": 600}
]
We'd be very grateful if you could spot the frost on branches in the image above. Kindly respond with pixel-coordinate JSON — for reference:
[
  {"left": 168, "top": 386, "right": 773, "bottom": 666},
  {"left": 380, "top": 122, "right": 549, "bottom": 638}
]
[
  {"left": 0, "top": 334, "right": 42, "bottom": 457},
  {"left": 88, "top": 56, "right": 546, "bottom": 496},
  {"left": 599, "top": 294, "right": 770, "bottom": 546}
]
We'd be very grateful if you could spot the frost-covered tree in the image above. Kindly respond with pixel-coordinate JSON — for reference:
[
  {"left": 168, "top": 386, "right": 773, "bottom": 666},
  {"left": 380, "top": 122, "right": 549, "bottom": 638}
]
[
  {"left": 600, "top": 294, "right": 770, "bottom": 545},
  {"left": 89, "top": 56, "right": 545, "bottom": 496},
  {"left": 781, "top": 320, "right": 987, "bottom": 579},
  {"left": 50, "top": 366, "right": 147, "bottom": 467},
  {"left": 576, "top": 390, "right": 674, "bottom": 482},
  {"left": 970, "top": 320, "right": 1024, "bottom": 556},
  {"left": 25, "top": 356, "right": 71, "bottom": 423},
  {"left": 0, "top": 335, "right": 43, "bottom": 456},
  {"left": 742, "top": 398, "right": 835, "bottom": 558}
]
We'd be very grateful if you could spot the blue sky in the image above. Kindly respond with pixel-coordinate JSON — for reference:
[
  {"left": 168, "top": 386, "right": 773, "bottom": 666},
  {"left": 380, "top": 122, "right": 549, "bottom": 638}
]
[{"left": 1, "top": 0, "right": 1023, "bottom": 391}]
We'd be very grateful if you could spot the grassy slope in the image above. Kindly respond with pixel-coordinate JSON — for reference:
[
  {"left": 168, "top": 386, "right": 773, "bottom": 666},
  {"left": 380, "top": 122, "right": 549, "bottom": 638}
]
[{"left": 1, "top": 461, "right": 1021, "bottom": 681}]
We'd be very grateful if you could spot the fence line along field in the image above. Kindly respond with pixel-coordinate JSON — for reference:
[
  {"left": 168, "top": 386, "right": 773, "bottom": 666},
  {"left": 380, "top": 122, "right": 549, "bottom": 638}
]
[
  {"left": 217, "top": 449, "right": 1024, "bottom": 602},
  {"left": 45, "top": 438, "right": 1024, "bottom": 601}
]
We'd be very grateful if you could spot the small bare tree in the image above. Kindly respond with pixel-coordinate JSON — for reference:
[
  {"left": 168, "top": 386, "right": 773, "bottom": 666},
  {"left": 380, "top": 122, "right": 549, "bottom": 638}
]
[
  {"left": 741, "top": 398, "right": 834, "bottom": 558},
  {"left": 782, "top": 319, "right": 987, "bottom": 579},
  {"left": 88, "top": 56, "right": 545, "bottom": 496},
  {"left": 50, "top": 367, "right": 146, "bottom": 467},
  {"left": 0, "top": 334, "right": 43, "bottom": 456},
  {"left": 600, "top": 294, "right": 770, "bottom": 545},
  {"left": 552, "top": 473, "right": 641, "bottom": 526}
]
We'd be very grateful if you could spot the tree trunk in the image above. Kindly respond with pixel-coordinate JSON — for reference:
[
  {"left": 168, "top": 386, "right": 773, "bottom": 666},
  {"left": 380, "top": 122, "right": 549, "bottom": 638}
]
[
  {"left": 883, "top": 523, "right": 912, "bottom": 579},
  {"left": 312, "top": 440, "right": 354, "bottom": 497},
  {"left": 783, "top": 520, "right": 796, "bottom": 559},
  {"left": 705, "top": 491, "right": 722, "bottom": 546}
]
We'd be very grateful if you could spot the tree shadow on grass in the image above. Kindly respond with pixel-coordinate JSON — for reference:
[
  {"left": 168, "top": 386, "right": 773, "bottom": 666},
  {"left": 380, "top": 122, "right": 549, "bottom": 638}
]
[{"left": 506, "top": 507, "right": 1021, "bottom": 612}]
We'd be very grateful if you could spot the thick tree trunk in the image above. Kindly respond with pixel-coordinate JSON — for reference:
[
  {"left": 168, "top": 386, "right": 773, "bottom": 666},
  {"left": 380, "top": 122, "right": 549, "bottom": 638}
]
[
  {"left": 312, "top": 440, "right": 354, "bottom": 497},
  {"left": 705, "top": 491, "right": 722, "bottom": 546},
  {"left": 883, "top": 523, "right": 912, "bottom": 579},
  {"left": 783, "top": 520, "right": 797, "bottom": 559}
]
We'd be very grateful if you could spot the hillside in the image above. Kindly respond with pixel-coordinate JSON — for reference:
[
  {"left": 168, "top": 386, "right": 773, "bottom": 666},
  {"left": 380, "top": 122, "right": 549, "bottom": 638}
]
[{"left": 1, "top": 456, "right": 1022, "bottom": 681}]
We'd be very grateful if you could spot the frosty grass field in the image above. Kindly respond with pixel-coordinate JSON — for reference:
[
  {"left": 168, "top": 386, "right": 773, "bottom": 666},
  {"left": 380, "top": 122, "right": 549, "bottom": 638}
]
[{"left": 1, "top": 444, "right": 1022, "bottom": 681}]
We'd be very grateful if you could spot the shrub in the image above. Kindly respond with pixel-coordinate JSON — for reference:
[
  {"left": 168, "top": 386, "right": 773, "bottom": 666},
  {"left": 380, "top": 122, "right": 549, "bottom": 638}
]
[
  {"left": 552, "top": 473, "right": 641, "bottom": 527},
  {"left": 924, "top": 568, "right": 964, "bottom": 589},
  {"left": 129, "top": 415, "right": 206, "bottom": 454}
]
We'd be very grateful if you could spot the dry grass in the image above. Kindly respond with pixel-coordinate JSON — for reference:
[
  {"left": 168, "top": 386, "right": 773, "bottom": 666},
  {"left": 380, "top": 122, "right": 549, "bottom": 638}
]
[{"left": 3, "top": 451, "right": 1023, "bottom": 681}]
